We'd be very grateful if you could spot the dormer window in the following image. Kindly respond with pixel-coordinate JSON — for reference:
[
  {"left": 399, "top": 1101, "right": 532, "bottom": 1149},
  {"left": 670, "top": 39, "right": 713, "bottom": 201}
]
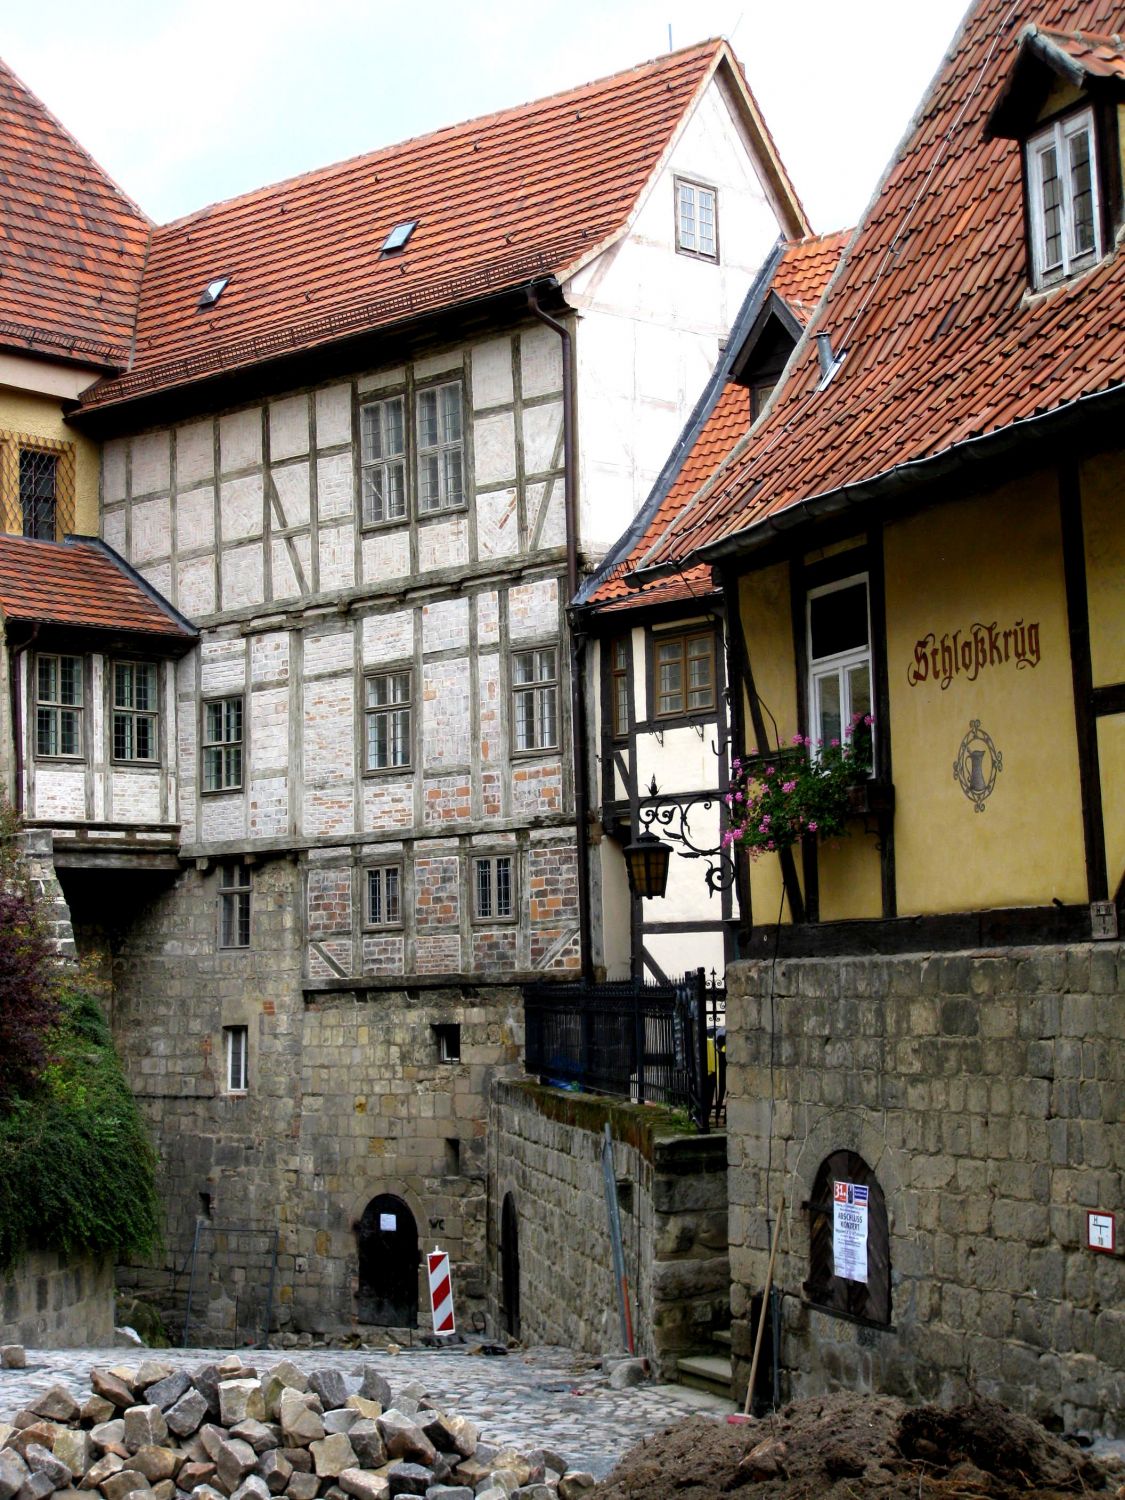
[
  {"left": 1026, "top": 108, "right": 1101, "bottom": 286},
  {"left": 198, "top": 276, "right": 230, "bottom": 309}
]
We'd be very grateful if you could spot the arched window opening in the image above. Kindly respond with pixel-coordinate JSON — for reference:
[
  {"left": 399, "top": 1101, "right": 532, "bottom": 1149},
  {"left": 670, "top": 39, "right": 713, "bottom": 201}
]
[{"left": 805, "top": 1150, "right": 891, "bottom": 1326}]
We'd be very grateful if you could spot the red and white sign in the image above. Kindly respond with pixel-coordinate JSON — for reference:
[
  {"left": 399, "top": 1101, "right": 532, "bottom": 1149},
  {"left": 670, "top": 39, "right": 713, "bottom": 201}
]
[
  {"left": 1087, "top": 1212, "right": 1116, "bottom": 1254},
  {"left": 427, "top": 1248, "right": 455, "bottom": 1334}
]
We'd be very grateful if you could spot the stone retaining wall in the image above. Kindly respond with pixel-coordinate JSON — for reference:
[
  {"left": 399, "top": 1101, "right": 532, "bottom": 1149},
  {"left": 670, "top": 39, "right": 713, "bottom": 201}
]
[
  {"left": 726, "top": 944, "right": 1124, "bottom": 1435},
  {"left": 489, "top": 1081, "right": 728, "bottom": 1379},
  {"left": 0, "top": 1249, "right": 114, "bottom": 1347}
]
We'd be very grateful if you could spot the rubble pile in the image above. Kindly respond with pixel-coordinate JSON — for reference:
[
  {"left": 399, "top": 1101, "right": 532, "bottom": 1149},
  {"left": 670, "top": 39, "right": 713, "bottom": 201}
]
[{"left": 0, "top": 1356, "right": 596, "bottom": 1500}]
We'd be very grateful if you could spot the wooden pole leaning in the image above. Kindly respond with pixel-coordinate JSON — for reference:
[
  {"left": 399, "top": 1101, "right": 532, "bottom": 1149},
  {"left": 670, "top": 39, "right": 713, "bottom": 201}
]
[{"left": 743, "top": 1192, "right": 785, "bottom": 1416}]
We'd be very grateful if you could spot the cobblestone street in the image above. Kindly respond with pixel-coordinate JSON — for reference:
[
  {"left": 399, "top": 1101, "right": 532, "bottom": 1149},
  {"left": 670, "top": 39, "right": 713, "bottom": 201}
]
[{"left": 0, "top": 1345, "right": 732, "bottom": 1480}]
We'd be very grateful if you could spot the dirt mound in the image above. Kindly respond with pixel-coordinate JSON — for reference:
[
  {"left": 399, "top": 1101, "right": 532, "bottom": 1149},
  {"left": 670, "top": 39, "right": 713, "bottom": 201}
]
[{"left": 593, "top": 1392, "right": 1120, "bottom": 1500}]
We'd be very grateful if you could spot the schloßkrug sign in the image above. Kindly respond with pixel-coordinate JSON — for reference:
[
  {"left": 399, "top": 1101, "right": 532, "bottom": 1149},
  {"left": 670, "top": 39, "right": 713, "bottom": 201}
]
[{"left": 907, "top": 619, "right": 1041, "bottom": 690}]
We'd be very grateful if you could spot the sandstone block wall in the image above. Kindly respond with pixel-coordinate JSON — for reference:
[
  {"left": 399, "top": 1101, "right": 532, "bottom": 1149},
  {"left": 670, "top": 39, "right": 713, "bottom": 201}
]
[
  {"left": 489, "top": 1082, "right": 728, "bottom": 1379},
  {"left": 83, "top": 856, "right": 525, "bottom": 1343},
  {"left": 726, "top": 944, "right": 1124, "bottom": 1436},
  {"left": 0, "top": 1250, "right": 114, "bottom": 1347}
]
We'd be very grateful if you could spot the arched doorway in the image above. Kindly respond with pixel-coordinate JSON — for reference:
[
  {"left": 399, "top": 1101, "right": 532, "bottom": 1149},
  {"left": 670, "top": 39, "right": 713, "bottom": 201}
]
[
  {"left": 355, "top": 1194, "right": 419, "bottom": 1326},
  {"left": 500, "top": 1192, "right": 520, "bottom": 1339}
]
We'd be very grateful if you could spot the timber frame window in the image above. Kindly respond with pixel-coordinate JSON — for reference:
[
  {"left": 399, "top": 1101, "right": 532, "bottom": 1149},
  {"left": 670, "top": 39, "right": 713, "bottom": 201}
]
[
  {"left": 805, "top": 1149, "right": 890, "bottom": 1326},
  {"left": 364, "top": 669, "right": 412, "bottom": 771},
  {"left": 366, "top": 863, "right": 403, "bottom": 928},
  {"left": 512, "top": 648, "right": 558, "bottom": 752},
  {"left": 653, "top": 630, "right": 716, "bottom": 719},
  {"left": 359, "top": 379, "right": 465, "bottom": 525},
  {"left": 224, "top": 1025, "right": 249, "bottom": 1092},
  {"left": 675, "top": 177, "right": 718, "bottom": 261},
  {"left": 807, "top": 575, "right": 872, "bottom": 754},
  {"left": 1026, "top": 108, "right": 1102, "bottom": 288},
  {"left": 473, "top": 854, "right": 515, "bottom": 922},
  {"left": 202, "top": 696, "right": 243, "bottom": 792},
  {"left": 35, "top": 653, "right": 84, "bottom": 759},
  {"left": 611, "top": 636, "right": 630, "bottom": 740},
  {"left": 112, "top": 661, "right": 159, "bottom": 763},
  {"left": 360, "top": 394, "right": 407, "bottom": 524},
  {"left": 218, "top": 863, "right": 251, "bottom": 949}
]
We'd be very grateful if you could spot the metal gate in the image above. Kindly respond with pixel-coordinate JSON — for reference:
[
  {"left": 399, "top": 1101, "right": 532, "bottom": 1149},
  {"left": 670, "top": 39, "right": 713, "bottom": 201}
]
[{"left": 183, "top": 1222, "right": 279, "bottom": 1348}]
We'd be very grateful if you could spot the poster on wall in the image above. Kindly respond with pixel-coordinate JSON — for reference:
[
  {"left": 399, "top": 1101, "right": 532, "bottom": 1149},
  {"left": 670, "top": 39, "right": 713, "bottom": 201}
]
[{"left": 833, "top": 1181, "right": 869, "bottom": 1283}]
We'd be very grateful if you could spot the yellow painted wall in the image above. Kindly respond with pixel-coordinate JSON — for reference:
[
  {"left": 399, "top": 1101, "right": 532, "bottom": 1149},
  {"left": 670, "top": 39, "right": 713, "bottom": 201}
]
[
  {"left": 1098, "top": 715, "right": 1125, "bottom": 901},
  {"left": 1080, "top": 450, "right": 1125, "bottom": 689},
  {"left": 886, "top": 472, "right": 1086, "bottom": 914},
  {"left": 0, "top": 388, "right": 99, "bottom": 535}
]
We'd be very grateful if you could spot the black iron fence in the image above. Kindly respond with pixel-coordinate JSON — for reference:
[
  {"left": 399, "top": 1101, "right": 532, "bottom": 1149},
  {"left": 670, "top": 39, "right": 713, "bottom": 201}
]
[{"left": 523, "top": 967, "right": 726, "bottom": 1132}]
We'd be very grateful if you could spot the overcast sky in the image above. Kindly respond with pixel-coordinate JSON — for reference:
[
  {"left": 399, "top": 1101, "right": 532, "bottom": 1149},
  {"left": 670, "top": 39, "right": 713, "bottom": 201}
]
[{"left": 5, "top": 0, "right": 969, "bottom": 233}]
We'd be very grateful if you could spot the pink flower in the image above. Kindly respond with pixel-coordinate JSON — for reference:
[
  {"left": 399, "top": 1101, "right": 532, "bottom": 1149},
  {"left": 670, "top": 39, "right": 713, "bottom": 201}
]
[
  {"left": 830, "top": 737, "right": 840, "bottom": 747},
  {"left": 764, "top": 765, "right": 775, "bottom": 778},
  {"left": 808, "top": 820, "right": 818, "bottom": 832},
  {"left": 791, "top": 733, "right": 804, "bottom": 746},
  {"left": 804, "top": 736, "right": 811, "bottom": 747},
  {"left": 766, "top": 840, "right": 776, "bottom": 851},
  {"left": 735, "top": 791, "right": 743, "bottom": 802},
  {"left": 864, "top": 714, "right": 875, "bottom": 726},
  {"left": 782, "top": 780, "right": 797, "bottom": 794}
]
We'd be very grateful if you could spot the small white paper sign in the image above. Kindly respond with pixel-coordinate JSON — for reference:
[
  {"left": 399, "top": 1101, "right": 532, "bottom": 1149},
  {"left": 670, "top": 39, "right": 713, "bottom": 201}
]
[
  {"left": 1087, "top": 1211, "right": 1115, "bottom": 1252},
  {"left": 379, "top": 1213, "right": 397, "bottom": 1232},
  {"left": 833, "top": 1181, "right": 869, "bottom": 1284}
]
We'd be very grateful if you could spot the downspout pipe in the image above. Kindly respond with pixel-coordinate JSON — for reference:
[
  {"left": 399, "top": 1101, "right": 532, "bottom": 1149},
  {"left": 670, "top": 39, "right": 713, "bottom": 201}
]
[
  {"left": 526, "top": 283, "right": 593, "bottom": 983},
  {"left": 7, "top": 622, "right": 40, "bottom": 817}
]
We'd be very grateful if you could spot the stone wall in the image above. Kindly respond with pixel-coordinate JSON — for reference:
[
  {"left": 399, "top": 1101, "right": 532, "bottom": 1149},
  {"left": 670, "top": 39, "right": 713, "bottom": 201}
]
[
  {"left": 725, "top": 944, "right": 1124, "bottom": 1436},
  {"left": 0, "top": 1250, "right": 114, "bottom": 1347},
  {"left": 489, "top": 1082, "right": 728, "bottom": 1379},
  {"left": 73, "top": 857, "right": 525, "bottom": 1343}
]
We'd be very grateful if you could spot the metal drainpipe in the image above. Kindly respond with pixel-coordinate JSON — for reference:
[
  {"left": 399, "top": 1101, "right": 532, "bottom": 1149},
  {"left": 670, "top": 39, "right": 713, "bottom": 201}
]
[
  {"left": 8, "top": 623, "right": 39, "bottom": 816},
  {"left": 526, "top": 284, "right": 593, "bottom": 983}
]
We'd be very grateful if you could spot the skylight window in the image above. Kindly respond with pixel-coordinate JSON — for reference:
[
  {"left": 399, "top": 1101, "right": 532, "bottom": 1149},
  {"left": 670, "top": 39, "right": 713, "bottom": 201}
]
[
  {"left": 198, "top": 276, "right": 230, "bottom": 309},
  {"left": 380, "top": 221, "right": 417, "bottom": 256}
]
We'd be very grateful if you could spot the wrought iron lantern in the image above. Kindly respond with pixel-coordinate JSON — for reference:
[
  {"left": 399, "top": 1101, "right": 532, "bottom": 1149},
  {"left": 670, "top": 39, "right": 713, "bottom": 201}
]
[{"left": 623, "top": 830, "right": 671, "bottom": 899}]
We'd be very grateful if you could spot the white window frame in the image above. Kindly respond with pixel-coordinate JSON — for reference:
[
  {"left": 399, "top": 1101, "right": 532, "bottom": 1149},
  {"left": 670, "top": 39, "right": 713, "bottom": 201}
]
[
  {"left": 202, "top": 696, "right": 243, "bottom": 793},
  {"left": 224, "top": 1025, "right": 248, "bottom": 1093},
  {"left": 473, "top": 854, "right": 516, "bottom": 923},
  {"left": 34, "top": 653, "right": 84, "bottom": 760},
  {"left": 364, "top": 669, "right": 412, "bottom": 772},
  {"left": 432, "top": 1023, "right": 461, "bottom": 1063},
  {"left": 112, "top": 661, "right": 159, "bottom": 764},
  {"left": 416, "top": 379, "right": 465, "bottom": 514},
  {"left": 1026, "top": 108, "right": 1102, "bottom": 287},
  {"left": 359, "top": 393, "right": 407, "bottom": 525},
  {"left": 675, "top": 177, "right": 718, "bottom": 261},
  {"left": 512, "top": 647, "right": 558, "bottom": 753},
  {"left": 366, "top": 863, "right": 403, "bottom": 928},
  {"left": 806, "top": 573, "right": 874, "bottom": 766}
]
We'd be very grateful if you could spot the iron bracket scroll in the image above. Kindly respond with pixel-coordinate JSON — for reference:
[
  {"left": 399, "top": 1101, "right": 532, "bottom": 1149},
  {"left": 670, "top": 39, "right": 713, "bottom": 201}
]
[{"left": 637, "top": 776, "right": 737, "bottom": 897}]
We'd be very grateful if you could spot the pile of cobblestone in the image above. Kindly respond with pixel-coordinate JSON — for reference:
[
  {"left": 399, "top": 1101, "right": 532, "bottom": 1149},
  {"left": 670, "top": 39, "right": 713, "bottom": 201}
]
[{"left": 0, "top": 1353, "right": 596, "bottom": 1500}]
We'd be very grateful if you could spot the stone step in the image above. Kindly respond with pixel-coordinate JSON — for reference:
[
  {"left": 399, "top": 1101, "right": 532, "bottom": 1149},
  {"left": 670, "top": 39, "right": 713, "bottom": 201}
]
[
  {"left": 712, "top": 1329, "right": 732, "bottom": 1348},
  {"left": 675, "top": 1353, "right": 732, "bottom": 1399}
]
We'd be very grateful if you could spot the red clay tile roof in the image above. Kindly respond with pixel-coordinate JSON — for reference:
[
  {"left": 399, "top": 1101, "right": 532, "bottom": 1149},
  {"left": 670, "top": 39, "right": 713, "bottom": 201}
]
[
  {"left": 0, "top": 59, "right": 150, "bottom": 367},
  {"left": 1034, "top": 25, "right": 1125, "bottom": 78},
  {"left": 0, "top": 535, "right": 195, "bottom": 643},
  {"left": 79, "top": 41, "right": 807, "bottom": 412},
  {"left": 585, "top": 232, "right": 847, "bottom": 611},
  {"left": 636, "top": 0, "right": 1125, "bottom": 574}
]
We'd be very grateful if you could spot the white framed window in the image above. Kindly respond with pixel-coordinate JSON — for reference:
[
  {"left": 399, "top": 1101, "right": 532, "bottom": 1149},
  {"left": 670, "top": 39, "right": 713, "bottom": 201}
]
[
  {"left": 675, "top": 178, "right": 718, "bottom": 260},
  {"left": 360, "top": 394, "right": 407, "bottom": 524},
  {"left": 512, "top": 648, "right": 557, "bottom": 752},
  {"left": 807, "top": 575, "right": 872, "bottom": 754},
  {"left": 112, "top": 662, "right": 159, "bottom": 763},
  {"left": 1026, "top": 108, "right": 1101, "bottom": 287},
  {"left": 219, "top": 863, "right": 251, "bottom": 949},
  {"left": 366, "top": 864, "right": 403, "bottom": 928},
  {"left": 203, "top": 697, "right": 243, "bottom": 792},
  {"left": 35, "top": 654, "right": 83, "bottom": 758},
  {"left": 224, "top": 1025, "right": 248, "bottom": 1092},
  {"left": 364, "top": 670, "right": 412, "bottom": 771},
  {"left": 474, "top": 854, "right": 515, "bottom": 922},
  {"left": 432, "top": 1023, "right": 461, "bottom": 1063},
  {"left": 417, "top": 380, "right": 464, "bottom": 513}
]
